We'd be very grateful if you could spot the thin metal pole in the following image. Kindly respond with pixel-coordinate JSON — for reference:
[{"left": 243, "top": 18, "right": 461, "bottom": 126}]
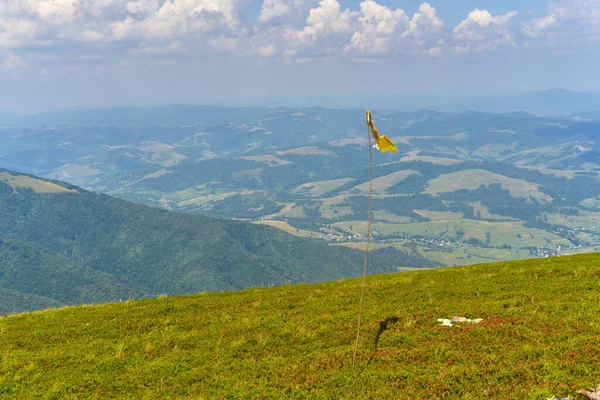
[{"left": 352, "top": 120, "right": 374, "bottom": 370}]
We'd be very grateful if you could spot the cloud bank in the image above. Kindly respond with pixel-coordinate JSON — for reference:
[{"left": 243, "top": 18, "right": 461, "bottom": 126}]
[{"left": 0, "top": 0, "right": 598, "bottom": 72}]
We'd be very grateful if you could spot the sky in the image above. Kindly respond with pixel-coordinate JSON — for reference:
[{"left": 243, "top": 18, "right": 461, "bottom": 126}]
[{"left": 0, "top": 0, "right": 599, "bottom": 112}]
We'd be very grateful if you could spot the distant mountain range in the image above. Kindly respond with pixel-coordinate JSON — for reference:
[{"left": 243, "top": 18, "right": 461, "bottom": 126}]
[
  {"left": 0, "top": 169, "right": 435, "bottom": 314},
  {"left": 1, "top": 89, "right": 599, "bottom": 121},
  {"left": 214, "top": 89, "right": 600, "bottom": 117},
  {"left": 434, "top": 89, "right": 600, "bottom": 117}
]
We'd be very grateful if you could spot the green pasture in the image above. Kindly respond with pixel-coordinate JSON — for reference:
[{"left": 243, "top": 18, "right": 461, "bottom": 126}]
[{"left": 2, "top": 254, "right": 599, "bottom": 398}]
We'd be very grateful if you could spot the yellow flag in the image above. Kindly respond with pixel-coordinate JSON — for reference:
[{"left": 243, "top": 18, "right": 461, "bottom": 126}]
[{"left": 366, "top": 110, "right": 397, "bottom": 153}]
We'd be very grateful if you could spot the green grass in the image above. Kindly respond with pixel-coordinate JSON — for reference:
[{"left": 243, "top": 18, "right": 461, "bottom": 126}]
[
  {"left": 334, "top": 240, "right": 532, "bottom": 267},
  {"left": 1, "top": 254, "right": 599, "bottom": 398},
  {"left": 545, "top": 211, "right": 600, "bottom": 232},
  {"left": 418, "top": 246, "right": 532, "bottom": 266}
]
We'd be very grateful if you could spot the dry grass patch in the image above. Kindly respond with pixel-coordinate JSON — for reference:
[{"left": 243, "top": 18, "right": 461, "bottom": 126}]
[
  {"left": 293, "top": 178, "right": 354, "bottom": 197},
  {"left": 277, "top": 146, "right": 335, "bottom": 156},
  {"left": 425, "top": 169, "right": 552, "bottom": 203},
  {"left": 352, "top": 170, "right": 420, "bottom": 194},
  {"left": 239, "top": 155, "right": 292, "bottom": 167},
  {"left": 253, "top": 220, "right": 321, "bottom": 238},
  {"left": 413, "top": 210, "right": 463, "bottom": 221},
  {"left": 0, "top": 172, "right": 77, "bottom": 194}
]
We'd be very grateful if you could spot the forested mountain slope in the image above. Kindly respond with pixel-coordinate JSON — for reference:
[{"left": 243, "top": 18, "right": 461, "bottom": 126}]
[{"left": 0, "top": 169, "right": 435, "bottom": 314}]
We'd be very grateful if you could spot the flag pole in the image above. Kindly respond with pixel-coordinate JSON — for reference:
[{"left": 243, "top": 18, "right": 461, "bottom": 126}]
[{"left": 352, "top": 113, "right": 374, "bottom": 370}]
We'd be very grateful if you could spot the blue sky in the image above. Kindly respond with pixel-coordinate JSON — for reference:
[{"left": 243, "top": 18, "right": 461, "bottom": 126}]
[{"left": 0, "top": 0, "right": 598, "bottom": 112}]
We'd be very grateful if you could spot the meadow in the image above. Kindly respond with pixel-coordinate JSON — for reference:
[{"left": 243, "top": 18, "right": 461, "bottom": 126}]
[{"left": 1, "top": 254, "right": 599, "bottom": 398}]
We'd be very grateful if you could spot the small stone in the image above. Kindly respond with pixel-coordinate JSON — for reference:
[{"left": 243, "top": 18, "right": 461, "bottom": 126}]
[
  {"left": 452, "top": 316, "right": 468, "bottom": 323},
  {"left": 471, "top": 318, "right": 483, "bottom": 324},
  {"left": 438, "top": 319, "right": 453, "bottom": 327}
]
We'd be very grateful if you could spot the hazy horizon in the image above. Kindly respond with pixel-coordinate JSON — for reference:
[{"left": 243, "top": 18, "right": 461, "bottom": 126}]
[{"left": 2, "top": 88, "right": 599, "bottom": 118}]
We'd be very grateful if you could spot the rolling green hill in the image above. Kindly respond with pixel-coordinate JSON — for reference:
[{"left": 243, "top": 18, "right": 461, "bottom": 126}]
[
  {"left": 0, "top": 169, "right": 436, "bottom": 314},
  {"left": 3, "top": 105, "right": 600, "bottom": 268},
  {"left": 1, "top": 253, "right": 599, "bottom": 398}
]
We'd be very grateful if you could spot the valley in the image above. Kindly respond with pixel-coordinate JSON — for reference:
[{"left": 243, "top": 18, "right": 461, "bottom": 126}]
[{"left": 2, "top": 106, "right": 599, "bottom": 268}]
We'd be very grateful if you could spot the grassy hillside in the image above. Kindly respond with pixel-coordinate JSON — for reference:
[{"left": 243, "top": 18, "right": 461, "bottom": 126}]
[
  {"left": 0, "top": 169, "right": 435, "bottom": 314},
  {"left": 1, "top": 254, "right": 599, "bottom": 398}
]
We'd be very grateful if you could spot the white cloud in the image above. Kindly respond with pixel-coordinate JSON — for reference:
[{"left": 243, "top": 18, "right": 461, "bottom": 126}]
[
  {"left": 522, "top": 14, "right": 558, "bottom": 38},
  {"left": 2, "top": 54, "right": 28, "bottom": 70},
  {"left": 453, "top": 9, "right": 518, "bottom": 51},
  {"left": 259, "top": 0, "right": 292, "bottom": 23},
  {"left": 449, "top": 43, "right": 469, "bottom": 54},
  {"left": 278, "top": 0, "right": 356, "bottom": 58},
  {"left": 548, "top": 0, "right": 600, "bottom": 24},
  {"left": 403, "top": 3, "right": 443, "bottom": 40},
  {"left": 126, "top": 0, "right": 159, "bottom": 15},
  {"left": 80, "top": 30, "right": 108, "bottom": 41},
  {"left": 346, "top": 0, "right": 409, "bottom": 54},
  {"left": 522, "top": 0, "right": 600, "bottom": 45},
  {"left": 0, "top": 0, "right": 243, "bottom": 48},
  {"left": 111, "top": 0, "right": 241, "bottom": 41},
  {"left": 210, "top": 36, "right": 239, "bottom": 52},
  {"left": 261, "top": 1, "right": 445, "bottom": 58},
  {"left": 0, "top": 0, "right": 77, "bottom": 23},
  {"left": 36, "top": 0, "right": 78, "bottom": 23},
  {"left": 2, "top": 0, "right": 595, "bottom": 68},
  {"left": 0, "top": 18, "right": 39, "bottom": 48},
  {"left": 258, "top": 43, "right": 277, "bottom": 56},
  {"left": 129, "top": 41, "right": 183, "bottom": 56},
  {"left": 400, "top": 2, "right": 445, "bottom": 55},
  {"left": 427, "top": 46, "right": 442, "bottom": 57},
  {"left": 295, "top": 0, "right": 355, "bottom": 42}
]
